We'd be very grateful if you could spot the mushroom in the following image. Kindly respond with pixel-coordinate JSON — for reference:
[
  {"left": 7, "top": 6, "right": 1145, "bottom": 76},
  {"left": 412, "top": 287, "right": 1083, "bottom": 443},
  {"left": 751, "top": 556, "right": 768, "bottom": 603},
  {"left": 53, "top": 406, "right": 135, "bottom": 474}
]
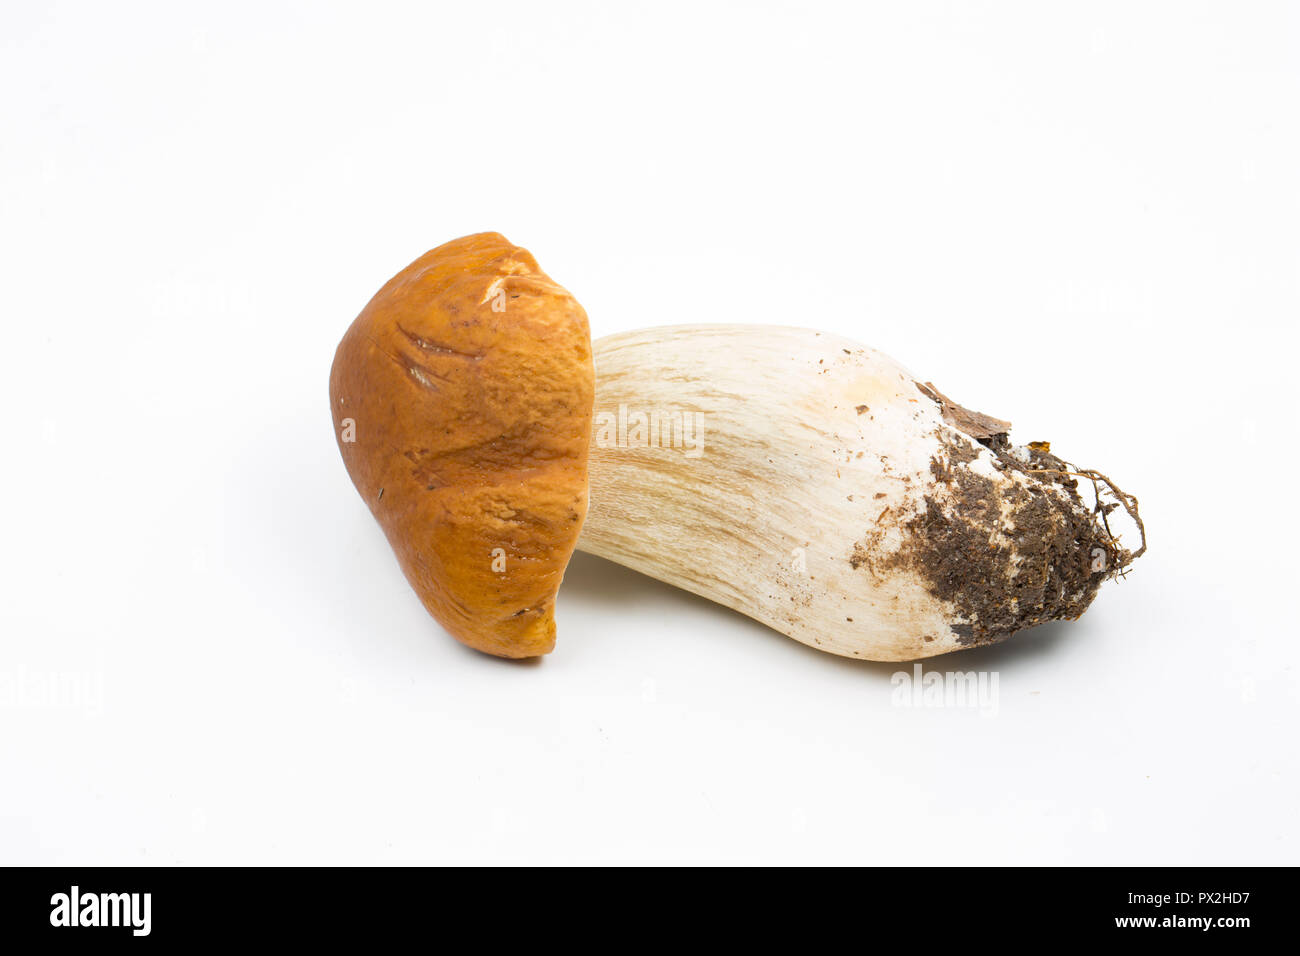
[{"left": 330, "top": 234, "right": 1143, "bottom": 661}]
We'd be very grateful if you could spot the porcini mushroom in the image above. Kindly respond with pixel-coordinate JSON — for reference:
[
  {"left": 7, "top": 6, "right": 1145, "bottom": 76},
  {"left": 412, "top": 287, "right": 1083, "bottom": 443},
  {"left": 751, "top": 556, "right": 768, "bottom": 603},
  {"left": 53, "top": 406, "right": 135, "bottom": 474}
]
[{"left": 330, "top": 235, "right": 1143, "bottom": 661}]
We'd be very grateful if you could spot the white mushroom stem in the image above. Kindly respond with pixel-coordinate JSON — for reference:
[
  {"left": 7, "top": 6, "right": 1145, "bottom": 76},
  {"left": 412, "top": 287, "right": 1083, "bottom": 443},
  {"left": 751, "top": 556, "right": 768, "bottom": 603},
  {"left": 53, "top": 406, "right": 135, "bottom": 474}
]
[{"left": 576, "top": 325, "right": 1136, "bottom": 662}]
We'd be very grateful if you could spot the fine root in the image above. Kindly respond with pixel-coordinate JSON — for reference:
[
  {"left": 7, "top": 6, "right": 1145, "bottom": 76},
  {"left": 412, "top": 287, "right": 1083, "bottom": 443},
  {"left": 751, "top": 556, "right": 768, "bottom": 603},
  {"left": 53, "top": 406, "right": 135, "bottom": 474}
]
[{"left": 1026, "top": 466, "right": 1146, "bottom": 574}]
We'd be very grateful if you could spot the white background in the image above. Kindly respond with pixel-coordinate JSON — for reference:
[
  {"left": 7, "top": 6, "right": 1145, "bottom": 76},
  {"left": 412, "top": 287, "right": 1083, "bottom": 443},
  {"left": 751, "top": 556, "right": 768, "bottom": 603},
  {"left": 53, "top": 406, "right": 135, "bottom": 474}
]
[{"left": 2, "top": 1, "right": 1296, "bottom": 865}]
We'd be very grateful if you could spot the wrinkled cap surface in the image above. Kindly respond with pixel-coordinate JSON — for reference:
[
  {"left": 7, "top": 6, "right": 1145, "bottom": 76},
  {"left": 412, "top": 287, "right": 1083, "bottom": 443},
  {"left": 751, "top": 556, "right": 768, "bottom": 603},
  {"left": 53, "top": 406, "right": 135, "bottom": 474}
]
[{"left": 330, "top": 233, "right": 595, "bottom": 657}]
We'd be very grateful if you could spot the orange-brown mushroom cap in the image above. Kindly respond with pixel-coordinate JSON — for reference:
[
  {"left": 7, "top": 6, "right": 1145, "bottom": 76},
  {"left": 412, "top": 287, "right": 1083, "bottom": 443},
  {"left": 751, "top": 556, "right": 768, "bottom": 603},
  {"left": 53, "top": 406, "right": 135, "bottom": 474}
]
[{"left": 329, "top": 233, "right": 594, "bottom": 658}]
